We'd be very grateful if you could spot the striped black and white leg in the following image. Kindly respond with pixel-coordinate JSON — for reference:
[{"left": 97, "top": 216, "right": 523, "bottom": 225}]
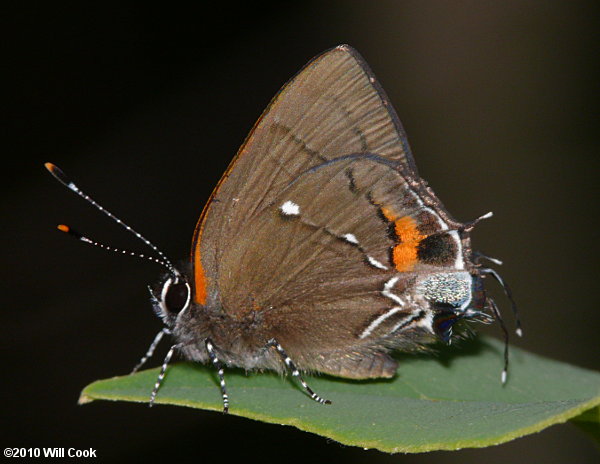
[
  {"left": 266, "top": 338, "right": 331, "bottom": 405},
  {"left": 131, "top": 328, "right": 171, "bottom": 374},
  {"left": 488, "top": 298, "right": 510, "bottom": 385},
  {"left": 481, "top": 268, "right": 523, "bottom": 337},
  {"left": 148, "top": 343, "right": 178, "bottom": 407},
  {"left": 205, "top": 339, "right": 229, "bottom": 414}
]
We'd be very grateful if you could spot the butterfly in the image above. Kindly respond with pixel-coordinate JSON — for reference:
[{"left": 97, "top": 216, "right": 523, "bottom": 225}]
[{"left": 46, "top": 45, "right": 520, "bottom": 413}]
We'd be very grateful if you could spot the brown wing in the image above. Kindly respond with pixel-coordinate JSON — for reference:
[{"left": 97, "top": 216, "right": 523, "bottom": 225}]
[
  {"left": 212, "top": 146, "right": 466, "bottom": 379},
  {"left": 191, "top": 46, "right": 469, "bottom": 379},
  {"left": 217, "top": 155, "right": 456, "bottom": 355},
  {"left": 193, "top": 45, "right": 418, "bottom": 307}
]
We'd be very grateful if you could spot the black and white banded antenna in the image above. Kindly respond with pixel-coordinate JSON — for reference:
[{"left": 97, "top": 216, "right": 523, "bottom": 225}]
[
  {"left": 464, "top": 210, "right": 523, "bottom": 338},
  {"left": 45, "top": 162, "right": 180, "bottom": 278},
  {"left": 463, "top": 211, "right": 494, "bottom": 232},
  {"left": 481, "top": 267, "right": 522, "bottom": 338}
]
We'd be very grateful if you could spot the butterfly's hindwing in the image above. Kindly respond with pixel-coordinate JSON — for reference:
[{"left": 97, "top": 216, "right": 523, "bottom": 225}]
[{"left": 213, "top": 155, "right": 465, "bottom": 377}]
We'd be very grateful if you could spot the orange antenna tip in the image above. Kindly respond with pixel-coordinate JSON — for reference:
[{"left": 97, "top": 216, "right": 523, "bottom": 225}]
[
  {"left": 44, "top": 162, "right": 71, "bottom": 188},
  {"left": 56, "top": 224, "right": 83, "bottom": 240},
  {"left": 45, "top": 162, "right": 179, "bottom": 276}
]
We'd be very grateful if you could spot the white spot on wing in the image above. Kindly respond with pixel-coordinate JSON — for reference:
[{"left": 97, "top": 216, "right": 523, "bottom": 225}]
[
  {"left": 449, "top": 230, "right": 464, "bottom": 269},
  {"left": 280, "top": 200, "right": 300, "bottom": 216},
  {"left": 343, "top": 233, "right": 358, "bottom": 244},
  {"left": 382, "top": 276, "right": 404, "bottom": 306},
  {"left": 359, "top": 306, "right": 403, "bottom": 339},
  {"left": 367, "top": 256, "right": 388, "bottom": 270}
]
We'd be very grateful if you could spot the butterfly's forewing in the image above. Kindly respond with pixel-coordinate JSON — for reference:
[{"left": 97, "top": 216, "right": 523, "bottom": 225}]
[
  {"left": 193, "top": 45, "right": 416, "bottom": 303},
  {"left": 191, "top": 46, "right": 459, "bottom": 377}
]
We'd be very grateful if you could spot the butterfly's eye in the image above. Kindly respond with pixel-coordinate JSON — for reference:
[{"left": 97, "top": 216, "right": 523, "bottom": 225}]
[{"left": 160, "top": 278, "right": 191, "bottom": 315}]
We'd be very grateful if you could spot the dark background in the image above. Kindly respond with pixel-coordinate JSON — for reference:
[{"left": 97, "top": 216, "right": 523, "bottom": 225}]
[{"left": 3, "top": 1, "right": 598, "bottom": 462}]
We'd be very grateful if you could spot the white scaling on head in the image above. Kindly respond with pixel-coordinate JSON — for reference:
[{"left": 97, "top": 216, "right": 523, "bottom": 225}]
[
  {"left": 280, "top": 200, "right": 300, "bottom": 216},
  {"left": 418, "top": 271, "right": 472, "bottom": 311},
  {"left": 382, "top": 276, "right": 405, "bottom": 306}
]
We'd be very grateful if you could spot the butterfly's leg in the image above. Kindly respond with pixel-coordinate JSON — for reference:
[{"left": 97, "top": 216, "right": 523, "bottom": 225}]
[
  {"left": 480, "top": 268, "right": 522, "bottom": 337},
  {"left": 487, "top": 297, "right": 510, "bottom": 385},
  {"left": 131, "top": 327, "right": 171, "bottom": 374},
  {"left": 205, "top": 339, "right": 229, "bottom": 413},
  {"left": 149, "top": 343, "right": 179, "bottom": 407},
  {"left": 265, "top": 338, "right": 331, "bottom": 405}
]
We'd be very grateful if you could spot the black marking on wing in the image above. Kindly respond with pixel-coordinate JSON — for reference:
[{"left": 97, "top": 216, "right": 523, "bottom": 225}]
[
  {"left": 365, "top": 191, "right": 397, "bottom": 243},
  {"left": 417, "top": 233, "right": 456, "bottom": 266},
  {"left": 329, "top": 94, "right": 369, "bottom": 152},
  {"left": 272, "top": 121, "right": 328, "bottom": 161},
  {"left": 345, "top": 168, "right": 358, "bottom": 194}
]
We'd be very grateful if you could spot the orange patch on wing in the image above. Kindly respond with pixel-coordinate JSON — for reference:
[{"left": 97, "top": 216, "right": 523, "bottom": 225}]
[
  {"left": 382, "top": 207, "right": 425, "bottom": 272},
  {"left": 193, "top": 251, "right": 208, "bottom": 305}
]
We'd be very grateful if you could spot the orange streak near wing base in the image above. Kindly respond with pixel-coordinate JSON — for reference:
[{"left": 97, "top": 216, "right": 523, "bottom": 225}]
[{"left": 193, "top": 251, "right": 208, "bottom": 305}]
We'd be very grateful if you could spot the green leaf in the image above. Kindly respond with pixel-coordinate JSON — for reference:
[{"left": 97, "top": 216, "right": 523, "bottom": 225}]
[{"left": 80, "top": 337, "right": 600, "bottom": 453}]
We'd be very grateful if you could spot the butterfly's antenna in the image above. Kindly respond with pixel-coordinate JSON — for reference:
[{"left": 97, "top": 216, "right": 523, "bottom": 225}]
[
  {"left": 481, "top": 268, "right": 522, "bottom": 337},
  {"left": 56, "top": 224, "right": 176, "bottom": 274},
  {"left": 463, "top": 211, "right": 494, "bottom": 232},
  {"left": 45, "top": 162, "right": 180, "bottom": 278},
  {"left": 473, "top": 251, "right": 503, "bottom": 266},
  {"left": 462, "top": 210, "right": 522, "bottom": 337},
  {"left": 487, "top": 297, "right": 510, "bottom": 384}
]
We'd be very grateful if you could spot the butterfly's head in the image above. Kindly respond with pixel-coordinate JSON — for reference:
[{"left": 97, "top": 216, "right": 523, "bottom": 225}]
[
  {"left": 415, "top": 271, "right": 494, "bottom": 343},
  {"left": 150, "top": 272, "right": 192, "bottom": 328}
]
